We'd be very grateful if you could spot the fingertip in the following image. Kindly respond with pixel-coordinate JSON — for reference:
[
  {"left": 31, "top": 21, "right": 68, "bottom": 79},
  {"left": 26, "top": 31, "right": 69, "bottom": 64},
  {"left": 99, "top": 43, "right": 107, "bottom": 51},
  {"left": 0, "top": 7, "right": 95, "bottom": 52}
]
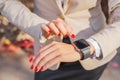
[
  {"left": 64, "top": 34, "right": 68, "bottom": 37},
  {"left": 57, "top": 33, "right": 61, "bottom": 37},
  {"left": 71, "top": 34, "right": 76, "bottom": 39},
  {"left": 29, "top": 55, "right": 34, "bottom": 63},
  {"left": 48, "top": 30, "right": 53, "bottom": 33},
  {"left": 35, "top": 67, "right": 39, "bottom": 72},
  {"left": 30, "top": 65, "right": 34, "bottom": 70},
  {"left": 40, "top": 66, "right": 45, "bottom": 72}
]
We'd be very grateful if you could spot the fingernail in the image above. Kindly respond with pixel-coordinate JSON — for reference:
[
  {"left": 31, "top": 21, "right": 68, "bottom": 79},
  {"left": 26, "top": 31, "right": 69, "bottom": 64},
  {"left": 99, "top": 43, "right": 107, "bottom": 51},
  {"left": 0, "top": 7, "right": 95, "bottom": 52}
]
[
  {"left": 30, "top": 65, "right": 34, "bottom": 70},
  {"left": 40, "top": 67, "right": 44, "bottom": 71},
  {"left": 57, "top": 33, "right": 61, "bottom": 37},
  {"left": 64, "top": 34, "right": 68, "bottom": 37},
  {"left": 35, "top": 67, "right": 39, "bottom": 72},
  {"left": 71, "top": 34, "right": 76, "bottom": 39},
  {"left": 29, "top": 56, "right": 33, "bottom": 62},
  {"left": 48, "top": 30, "right": 52, "bottom": 33}
]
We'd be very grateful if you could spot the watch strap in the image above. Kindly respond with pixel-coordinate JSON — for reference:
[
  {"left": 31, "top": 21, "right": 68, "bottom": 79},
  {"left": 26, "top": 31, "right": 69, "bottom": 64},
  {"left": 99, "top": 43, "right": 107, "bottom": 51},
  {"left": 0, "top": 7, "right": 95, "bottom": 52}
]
[
  {"left": 73, "top": 39, "right": 91, "bottom": 60},
  {"left": 80, "top": 46, "right": 91, "bottom": 60}
]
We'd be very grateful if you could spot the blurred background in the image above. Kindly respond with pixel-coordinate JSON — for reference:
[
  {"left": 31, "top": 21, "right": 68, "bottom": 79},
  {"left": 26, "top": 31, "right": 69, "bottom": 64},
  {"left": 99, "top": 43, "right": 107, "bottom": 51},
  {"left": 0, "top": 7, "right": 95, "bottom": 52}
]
[{"left": 0, "top": 0, "right": 120, "bottom": 80}]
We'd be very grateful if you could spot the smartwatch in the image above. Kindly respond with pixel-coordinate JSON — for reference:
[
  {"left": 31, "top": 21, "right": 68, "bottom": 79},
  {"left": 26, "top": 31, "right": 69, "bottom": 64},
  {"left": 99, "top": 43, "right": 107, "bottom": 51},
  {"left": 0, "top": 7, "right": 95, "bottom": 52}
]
[{"left": 73, "top": 39, "right": 91, "bottom": 60}]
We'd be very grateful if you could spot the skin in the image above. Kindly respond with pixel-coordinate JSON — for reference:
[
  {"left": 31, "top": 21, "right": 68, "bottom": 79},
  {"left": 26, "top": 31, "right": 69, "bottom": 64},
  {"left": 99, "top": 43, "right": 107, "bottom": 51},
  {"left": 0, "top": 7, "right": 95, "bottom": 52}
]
[
  {"left": 41, "top": 18, "right": 74, "bottom": 38},
  {"left": 30, "top": 18, "right": 95, "bottom": 72}
]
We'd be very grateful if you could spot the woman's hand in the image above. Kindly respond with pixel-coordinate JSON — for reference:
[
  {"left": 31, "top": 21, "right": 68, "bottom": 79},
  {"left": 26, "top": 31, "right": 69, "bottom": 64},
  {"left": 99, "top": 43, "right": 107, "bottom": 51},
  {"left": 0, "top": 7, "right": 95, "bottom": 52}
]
[
  {"left": 29, "top": 18, "right": 77, "bottom": 72},
  {"left": 41, "top": 18, "right": 76, "bottom": 39},
  {"left": 30, "top": 41, "right": 81, "bottom": 72}
]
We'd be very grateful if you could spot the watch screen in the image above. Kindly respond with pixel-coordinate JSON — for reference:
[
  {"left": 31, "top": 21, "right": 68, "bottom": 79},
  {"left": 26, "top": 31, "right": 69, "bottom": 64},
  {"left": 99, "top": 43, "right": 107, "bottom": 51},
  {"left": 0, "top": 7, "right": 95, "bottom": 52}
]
[{"left": 75, "top": 39, "right": 89, "bottom": 49}]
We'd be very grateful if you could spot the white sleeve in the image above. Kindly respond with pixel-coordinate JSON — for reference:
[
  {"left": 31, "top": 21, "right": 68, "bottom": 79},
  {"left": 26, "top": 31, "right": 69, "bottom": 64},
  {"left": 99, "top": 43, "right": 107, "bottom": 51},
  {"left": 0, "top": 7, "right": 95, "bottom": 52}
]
[{"left": 86, "top": 38, "right": 101, "bottom": 59}]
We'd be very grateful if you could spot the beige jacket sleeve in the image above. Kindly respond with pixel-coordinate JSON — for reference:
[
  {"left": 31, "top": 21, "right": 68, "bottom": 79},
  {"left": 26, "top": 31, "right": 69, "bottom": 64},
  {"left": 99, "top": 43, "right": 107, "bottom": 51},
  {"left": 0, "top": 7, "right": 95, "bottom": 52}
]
[
  {"left": 0, "top": 0, "right": 48, "bottom": 40},
  {"left": 91, "top": 0, "right": 120, "bottom": 59}
]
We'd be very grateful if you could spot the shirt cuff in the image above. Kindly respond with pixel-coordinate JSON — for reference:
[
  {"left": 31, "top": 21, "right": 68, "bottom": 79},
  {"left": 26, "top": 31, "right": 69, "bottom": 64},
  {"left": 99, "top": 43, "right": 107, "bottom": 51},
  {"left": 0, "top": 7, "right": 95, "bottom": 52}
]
[{"left": 86, "top": 38, "right": 101, "bottom": 58}]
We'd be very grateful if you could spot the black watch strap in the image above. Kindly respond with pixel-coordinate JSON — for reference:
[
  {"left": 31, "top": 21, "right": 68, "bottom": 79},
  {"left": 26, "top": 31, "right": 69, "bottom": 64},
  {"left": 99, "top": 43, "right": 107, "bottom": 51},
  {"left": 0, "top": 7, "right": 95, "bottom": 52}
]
[
  {"left": 80, "top": 46, "right": 91, "bottom": 60},
  {"left": 73, "top": 39, "right": 91, "bottom": 60}
]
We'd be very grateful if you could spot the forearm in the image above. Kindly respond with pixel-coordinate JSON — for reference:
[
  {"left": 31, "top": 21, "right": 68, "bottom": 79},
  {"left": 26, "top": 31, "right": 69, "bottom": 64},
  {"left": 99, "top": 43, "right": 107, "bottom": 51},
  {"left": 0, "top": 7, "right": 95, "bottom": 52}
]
[
  {"left": 91, "top": 5, "right": 120, "bottom": 59},
  {"left": 0, "top": 0, "right": 48, "bottom": 39}
]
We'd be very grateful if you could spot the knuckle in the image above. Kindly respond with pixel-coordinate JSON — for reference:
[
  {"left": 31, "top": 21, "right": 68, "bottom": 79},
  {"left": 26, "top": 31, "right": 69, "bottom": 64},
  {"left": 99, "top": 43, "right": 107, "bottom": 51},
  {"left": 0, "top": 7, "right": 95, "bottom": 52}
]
[
  {"left": 55, "top": 21, "right": 61, "bottom": 25},
  {"left": 68, "top": 25, "right": 72, "bottom": 29},
  {"left": 39, "top": 54, "right": 43, "bottom": 58},
  {"left": 52, "top": 20, "right": 55, "bottom": 22},
  {"left": 56, "top": 18, "right": 61, "bottom": 21},
  {"left": 56, "top": 45, "right": 60, "bottom": 50},
  {"left": 39, "top": 60, "right": 45, "bottom": 66},
  {"left": 54, "top": 44, "right": 60, "bottom": 49},
  {"left": 48, "top": 22, "right": 54, "bottom": 26},
  {"left": 44, "top": 64, "right": 48, "bottom": 69},
  {"left": 42, "top": 58, "right": 47, "bottom": 62},
  {"left": 52, "top": 41, "right": 57, "bottom": 45},
  {"left": 63, "top": 31, "right": 67, "bottom": 35},
  {"left": 37, "top": 64, "right": 41, "bottom": 68},
  {"left": 33, "top": 59, "right": 38, "bottom": 66}
]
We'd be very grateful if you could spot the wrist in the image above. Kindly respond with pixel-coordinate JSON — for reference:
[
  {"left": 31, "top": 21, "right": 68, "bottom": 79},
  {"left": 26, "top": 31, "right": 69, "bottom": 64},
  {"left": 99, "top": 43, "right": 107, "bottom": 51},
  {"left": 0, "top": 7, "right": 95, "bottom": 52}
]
[
  {"left": 86, "top": 38, "right": 101, "bottom": 58},
  {"left": 87, "top": 42, "right": 95, "bottom": 55},
  {"left": 73, "top": 39, "right": 91, "bottom": 60},
  {"left": 71, "top": 43, "right": 83, "bottom": 60}
]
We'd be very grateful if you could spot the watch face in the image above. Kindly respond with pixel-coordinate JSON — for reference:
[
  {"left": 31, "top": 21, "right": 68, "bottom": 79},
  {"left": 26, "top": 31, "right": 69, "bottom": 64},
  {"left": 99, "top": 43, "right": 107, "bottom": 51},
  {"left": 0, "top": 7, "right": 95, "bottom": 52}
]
[
  {"left": 74, "top": 39, "right": 91, "bottom": 60},
  {"left": 75, "top": 39, "right": 89, "bottom": 49}
]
